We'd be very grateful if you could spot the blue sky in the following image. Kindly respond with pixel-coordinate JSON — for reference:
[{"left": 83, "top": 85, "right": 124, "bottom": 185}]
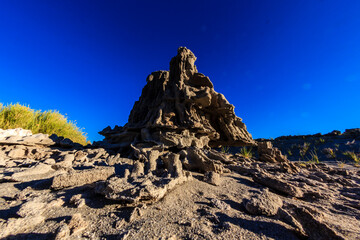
[{"left": 1, "top": 0, "right": 359, "bottom": 142}]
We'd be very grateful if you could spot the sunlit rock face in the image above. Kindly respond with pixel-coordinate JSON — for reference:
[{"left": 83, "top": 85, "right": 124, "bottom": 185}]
[{"left": 100, "top": 47, "right": 255, "bottom": 149}]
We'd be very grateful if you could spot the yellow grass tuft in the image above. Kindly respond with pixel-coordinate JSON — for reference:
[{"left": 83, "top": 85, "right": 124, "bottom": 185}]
[{"left": 0, "top": 103, "right": 88, "bottom": 145}]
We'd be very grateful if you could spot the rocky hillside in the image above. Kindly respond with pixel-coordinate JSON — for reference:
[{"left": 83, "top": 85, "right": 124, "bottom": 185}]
[{"left": 258, "top": 129, "right": 360, "bottom": 163}]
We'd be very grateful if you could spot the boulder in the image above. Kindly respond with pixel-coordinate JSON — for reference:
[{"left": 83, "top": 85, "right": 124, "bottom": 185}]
[
  {"left": 7, "top": 147, "right": 26, "bottom": 159},
  {"left": 257, "top": 141, "right": 288, "bottom": 163},
  {"left": 253, "top": 172, "right": 304, "bottom": 198},
  {"left": 245, "top": 189, "right": 283, "bottom": 216},
  {"left": 68, "top": 213, "right": 88, "bottom": 235},
  {"left": 69, "top": 194, "right": 86, "bottom": 208},
  {"left": 11, "top": 163, "right": 55, "bottom": 182},
  {"left": 210, "top": 198, "right": 231, "bottom": 211},
  {"left": 51, "top": 166, "right": 115, "bottom": 190},
  {"left": 204, "top": 171, "right": 221, "bottom": 186}
]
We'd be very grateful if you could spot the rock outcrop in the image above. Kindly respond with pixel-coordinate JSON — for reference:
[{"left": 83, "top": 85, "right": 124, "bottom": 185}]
[
  {"left": 94, "top": 47, "right": 256, "bottom": 204},
  {"left": 99, "top": 47, "right": 254, "bottom": 150},
  {"left": 258, "top": 141, "right": 288, "bottom": 163}
]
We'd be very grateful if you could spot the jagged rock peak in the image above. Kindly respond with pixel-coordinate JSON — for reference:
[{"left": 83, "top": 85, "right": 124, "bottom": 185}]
[
  {"left": 169, "top": 47, "right": 198, "bottom": 82},
  {"left": 100, "top": 47, "right": 255, "bottom": 148}
]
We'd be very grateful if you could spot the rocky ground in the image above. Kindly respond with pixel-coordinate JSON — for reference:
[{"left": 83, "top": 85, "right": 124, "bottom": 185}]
[{"left": 1, "top": 129, "right": 360, "bottom": 240}]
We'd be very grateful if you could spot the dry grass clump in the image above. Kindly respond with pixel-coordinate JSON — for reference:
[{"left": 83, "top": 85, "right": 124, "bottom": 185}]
[
  {"left": 240, "top": 147, "right": 253, "bottom": 159},
  {"left": 221, "top": 146, "right": 230, "bottom": 153},
  {"left": 343, "top": 151, "right": 360, "bottom": 165},
  {"left": 307, "top": 150, "right": 319, "bottom": 164},
  {"left": 299, "top": 142, "right": 311, "bottom": 159},
  {"left": 0, "top": 103, "right": 88, "bottom": 145}
]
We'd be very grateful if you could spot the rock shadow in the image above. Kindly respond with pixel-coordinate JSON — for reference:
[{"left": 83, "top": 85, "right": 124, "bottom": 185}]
[
  {"left": 215, "top": 212, "right": 299, "bottom": 240},
  {"left": 13, "top": 178, "right": 52, "bottom": 191},
  {"left": 0, "top": 204, "right": 21, "bottom": 220},
  {"left": 55, "top": 185, "right": 122, "bottom": 209},
  {"left": 5, "top": 232, "right": 54, "bottom": 240}
]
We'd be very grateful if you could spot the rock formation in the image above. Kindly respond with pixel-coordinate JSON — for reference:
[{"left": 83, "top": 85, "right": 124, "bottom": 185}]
[
  {"left": 99, "top": 47, "right": 254, "bottom": 150},
  {"left": 93, "top": 47, "right": 257, "bottom": 204}
]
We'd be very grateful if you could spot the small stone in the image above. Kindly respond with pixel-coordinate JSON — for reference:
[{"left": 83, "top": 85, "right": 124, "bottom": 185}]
[
  {"left": 69, "top": 194, "right": 86, "bottom": 208},
  {"left": 128, "top": 207, "right": 141, "bottom": 222},
  {"left": 0, "top": 128, "right": 32, "bottom": 139},
  {"left": 107, "top": 153, "right": 121, "bottom": 166},
  {"left": 253, "top": 172, "right": 304, "bottom": 198},
  {"left": 55, "top": 223, "right": 70, "bottom": 240},
  {"left": 6, "top": 160, "right": 17, "bottom": 167},
  {"left": 44, "top": 158, "right": 56, "bottom": 165},
  {"left": 221, "top": 222, "right": 231, "bottom": 230},
  {"left": 75, "top": 151, "right": 88, "bottom": 162},
  {"left": 210, "top": 199, "right": 231, "bottom": 211},
  {"left": 8, "top": 148, "right": 26, "bottom": 159},
  {"left": 64, "top": 153, "right": 75, "bottom": 161},
  {"left": 68, "top": 213, "right": 88, "bottom": 235},
  {"left": 48, "top": 198, "right": 65, "bottom": 208},
  {"left": 0, "top": 157, "right": 6, "bottom": 167},
  {"left": 257, "top": 141, "right": 288, "bottom": 163},
  {"left": 245, "top": 189, "right": 283, "bottom": 216},
  {"left": 204, "top": 171, "right": 221, "bottom": 186},
  {"left": 115, "top": 219, "right": 126, "bottom": 230},
  {"left": 130, "top": 161, "right": 144, "bottom": 177}
]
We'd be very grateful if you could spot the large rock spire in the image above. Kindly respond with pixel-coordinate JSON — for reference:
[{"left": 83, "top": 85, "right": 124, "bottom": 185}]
[{"left": 100, "top": 47, "right": 255, "bottom": 149}]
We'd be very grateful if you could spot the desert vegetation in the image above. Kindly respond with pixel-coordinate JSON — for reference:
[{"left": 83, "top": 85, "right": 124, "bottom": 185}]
[
  {"left": 239, "top": 147, "right": 253, "bottom": 159},
  {"left": 0, "top": 103, "right": 87, "bottom": 145},
  {"left": 307, "top": 150, "right": 319, "bottom": 164},
  {"left": 299, "top": 142, "right": 311, "bottom": 159},
  {"left": 343, "top": 151, "right": 360, "bottom": 165}
]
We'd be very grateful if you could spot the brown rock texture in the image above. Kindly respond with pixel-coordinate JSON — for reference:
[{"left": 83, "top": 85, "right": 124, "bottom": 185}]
[
  {"left": 245, "top": 189, "right": 283, "bottom": 216},
  {"left": 51, "top": 166, "right": 115, "bottom": 190},
  {"left": 258, "top": 141, "right": 288, "bottom": 163},
  {"left": 99, "top": 47, "right": 255, "bottom": 150}
]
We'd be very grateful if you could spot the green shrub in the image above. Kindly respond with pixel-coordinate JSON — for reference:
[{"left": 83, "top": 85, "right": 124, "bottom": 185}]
[
  {"left": 0, "top": 103, "right": 88, "bottom": 145},
  {"left": 221, "top": 146, "right": 230, "bottom": 154},
  {"left": 307, "top": 150, "right": 319, "bottom": 164},
  {"left": 240, "top": 147, "right": 253, "bottom": 159},
  {"left": 287, "top": 149, "right": 293, "bottom": 156},
  {"left": 299, "top": 142, "right": 311, "bottom": 159},
  {"left": 343, "top": 151, "right": 359, "bottom": 164},
  {"left": 328, "top": 148, "right": 336, "bottom": 159}
]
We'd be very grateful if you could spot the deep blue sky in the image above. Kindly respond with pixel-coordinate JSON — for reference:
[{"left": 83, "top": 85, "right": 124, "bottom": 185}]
[{"left": 1, "top": 0, "right": 359, "bottom": 142}]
